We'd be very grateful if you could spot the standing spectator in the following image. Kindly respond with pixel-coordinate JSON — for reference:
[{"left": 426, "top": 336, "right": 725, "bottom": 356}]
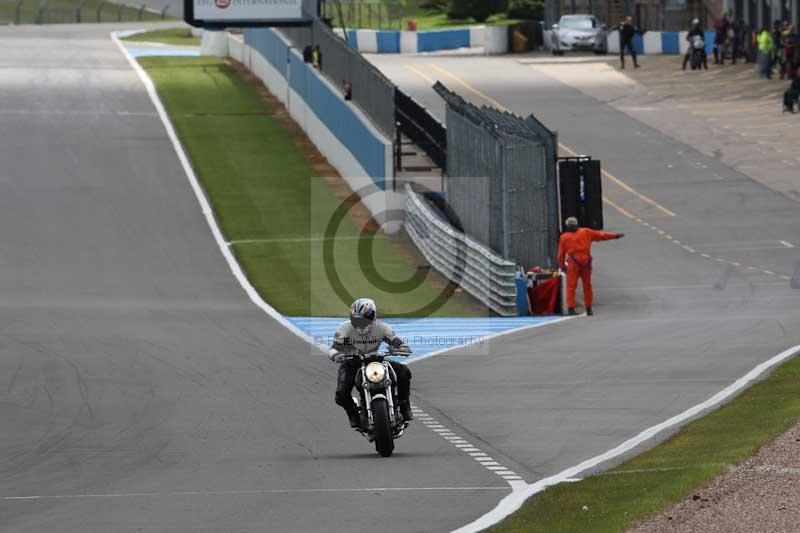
[
  {"left": 781, "top": 23, "right": 797, "bottom": 79},
  {"left": 618, "top": 16, "right": 640, "bottom": 69},
  {"left": 731, "top": 17, "right": 744, "bottom": 64},
  {"left": 311, "top": 45, "right": 322, "bottom": 69},
  {"left": 783, "top": 70, "right": 800, "bottom": 112},
  {"left": 773, "top": 20, "right": 784, "bottom": 75},
  {"left": 757, "top": 27, "right": 775, "bottom": 78},
  {"left": 713, "top": 12, "right": 731, "bottom": 64}
]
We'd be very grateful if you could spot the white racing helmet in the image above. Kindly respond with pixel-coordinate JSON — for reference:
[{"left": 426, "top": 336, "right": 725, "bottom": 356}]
[{"left": 350, "top": 298, "right": 377, "bottom": 334}]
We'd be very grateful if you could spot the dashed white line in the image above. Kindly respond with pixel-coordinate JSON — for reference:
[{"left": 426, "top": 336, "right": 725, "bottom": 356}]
[
  {"left": 781, "top": 240, "right": 795, "bottom": 248},
  {"left": 411, "top": 404, "right": 522, "bottom": 488}
]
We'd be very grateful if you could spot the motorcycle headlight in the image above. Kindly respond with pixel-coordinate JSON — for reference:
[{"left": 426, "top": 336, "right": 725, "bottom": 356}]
[{"left": 365, "top": 362, "right": 386, "bottom": 383}]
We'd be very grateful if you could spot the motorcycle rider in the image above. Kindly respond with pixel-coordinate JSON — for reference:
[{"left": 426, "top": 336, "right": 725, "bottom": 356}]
[
  {"left": 329, "top": 298, "right": 413, "bottom": 428},
  {"left": 683, "top": 19, "right": 708, "bottom": 70}
]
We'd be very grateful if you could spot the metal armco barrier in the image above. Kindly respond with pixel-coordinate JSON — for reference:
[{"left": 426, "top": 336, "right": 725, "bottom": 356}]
[{"left": 404, "top": 185, "right": 519, "bottom": 317}]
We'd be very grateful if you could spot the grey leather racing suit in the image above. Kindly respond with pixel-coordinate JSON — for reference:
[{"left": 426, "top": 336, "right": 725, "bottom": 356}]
[{"left": 331, "top": 320, "right": 412, "bottom": 415}]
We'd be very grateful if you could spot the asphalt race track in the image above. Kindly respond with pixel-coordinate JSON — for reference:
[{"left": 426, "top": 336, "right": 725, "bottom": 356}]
[
  {"left": 370, "top": 54, "right": 800, "bottom": 477},
  {"left": 0, "top": 26, "right": 509, "bottom": 533},
  {"left": 1, "top": 24, "right": 799, "bottom": 533}
]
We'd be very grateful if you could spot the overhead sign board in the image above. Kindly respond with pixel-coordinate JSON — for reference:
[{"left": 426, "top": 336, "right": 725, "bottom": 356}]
[{"left": 185, "top": 0, "right": 315, "bottom": 27}]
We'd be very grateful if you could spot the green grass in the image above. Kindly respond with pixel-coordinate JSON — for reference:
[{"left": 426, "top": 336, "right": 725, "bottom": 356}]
[
  {"left": 326, "top": 0, "right": 522, "bottom": 30},
  {"left": 491, "top": 351, "right": 800, "bottom": 532},
  {"left": 0, "top": 0, "right": 166, "bottom": 24},
  {"left": 123, "top": 28, "right": 200, "bottom": 46},
  {"left": 139, "top": 56, "right": 475, "bottom": 317}
]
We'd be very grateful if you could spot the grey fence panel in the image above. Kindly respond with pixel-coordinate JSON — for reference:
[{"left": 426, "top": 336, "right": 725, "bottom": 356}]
[
  {"left": 280, "top": 20, "right": 395, "bottom": 139},
  {"left": 405, "top": 185, "right": 518, "bottom": 317},
  {"left": 435, "top": 82, "right": 559, "bottom": 269},
  {"left": 444, "top": 108, "right": 503, "bottom": 256}
]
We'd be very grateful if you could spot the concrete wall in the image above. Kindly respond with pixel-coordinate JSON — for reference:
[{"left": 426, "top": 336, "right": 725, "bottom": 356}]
[
  {"left": 230, "top": 31, "right": 403, "bottom": 232},
  {"left": 545, "top": 28, "right": 725, "bottom": 55},
  {"left": 333, "top": 26, "right": 496, "bottom": 54}
]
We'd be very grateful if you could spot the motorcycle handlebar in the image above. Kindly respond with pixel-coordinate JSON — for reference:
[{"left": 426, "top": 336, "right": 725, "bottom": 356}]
[{"left": 333, "top": 350, "right": 412, "bottom": 363}]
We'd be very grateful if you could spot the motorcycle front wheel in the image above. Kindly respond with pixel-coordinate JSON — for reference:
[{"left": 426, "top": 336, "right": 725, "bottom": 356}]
[{"left": 372, "top": 398, "right": 394, "bottom": 457}]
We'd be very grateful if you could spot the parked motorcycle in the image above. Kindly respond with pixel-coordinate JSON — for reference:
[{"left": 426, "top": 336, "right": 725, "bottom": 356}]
[
  {"left": 690, "top": 35, "right": 706, "bottom": 70},
  {"left": 337, "top": 346, "right": 413, "bottom": 457}
]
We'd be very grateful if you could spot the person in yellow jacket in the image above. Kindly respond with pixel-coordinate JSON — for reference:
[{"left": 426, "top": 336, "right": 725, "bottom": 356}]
[{"left": 757, "top": 27, "right": 775, "bottom": 78}]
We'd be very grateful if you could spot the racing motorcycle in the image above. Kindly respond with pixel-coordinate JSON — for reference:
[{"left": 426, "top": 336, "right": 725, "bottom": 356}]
[
  {"left": 690, "top": 35, "right": 706, "bottom": 70},
  {"left": 338, "top": 346, "right": 413, "bottom": 457}
]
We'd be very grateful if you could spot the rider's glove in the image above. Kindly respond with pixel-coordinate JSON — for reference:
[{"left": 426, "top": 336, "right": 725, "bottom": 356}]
[{"left": 328, "top": 348, "right": 340, "bottom": 363}]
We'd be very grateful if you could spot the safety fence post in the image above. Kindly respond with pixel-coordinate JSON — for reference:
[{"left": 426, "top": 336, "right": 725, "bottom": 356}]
[
  {"left": 35, "top": 0, "right": 46, "bottom": 23},
  {"left": 14, "top": 0, "right": 24, "bottom": 24},
  {"left": 137, "top": 3, "right": 145, "bottom": 20},
  {"left": 160, "top": 3, "right": 169, "bottom": 18},
  {"left": 117, "top": 2, "right": 124, "bottom": 21},
  {"left": 75, "top": 0, "right": 87, "bottom": 22}
]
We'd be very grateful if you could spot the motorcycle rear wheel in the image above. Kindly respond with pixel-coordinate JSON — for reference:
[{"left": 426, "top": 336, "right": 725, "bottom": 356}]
[{"left": 372, "top": 399, "right": 394, "bottom": 457}]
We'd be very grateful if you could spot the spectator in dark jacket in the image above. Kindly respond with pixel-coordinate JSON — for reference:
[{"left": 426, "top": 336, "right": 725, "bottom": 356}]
[
  {"left": 713, "top": 12, "right": 731, "bottom": 64},
  {"left": 731, "top": 18, "right": 745, "bottom": 64},
  {"left": 784, "top": 71, "right": 800, "bottom": 112},
  {"left": 618, "top": 16, "right": 639, "bottom": 69}
]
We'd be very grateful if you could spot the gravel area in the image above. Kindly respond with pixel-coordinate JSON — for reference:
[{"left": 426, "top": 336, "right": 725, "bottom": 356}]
[{"left": 630, "top": 420, "right": 800, "bottom": 532}]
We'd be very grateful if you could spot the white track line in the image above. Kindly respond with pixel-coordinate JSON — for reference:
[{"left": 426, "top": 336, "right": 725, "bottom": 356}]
[
  {"left": 1, "top": 486, "right": 510, "bottom": 500},
  {"left": 117, "top": 33, "right": 784, "bottom": 533},
  {"left": 452, "top": 343, "right": 800, "bottom": 532},
  {"left": 113, "top": 30, "right": 574, "bottom": 365},
  {"left": 111, "top": 31, "right": 320, "bottom": 351},
  {"left": 406, "top": 316, "right": 575, "bottom": 365},
  {"left": 412, "top": 404, "right": 525, "bottom": 490}
]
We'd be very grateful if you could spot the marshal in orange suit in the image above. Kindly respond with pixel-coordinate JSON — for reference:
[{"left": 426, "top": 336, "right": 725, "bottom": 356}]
[{"left": 556, "top": 217, "right": 624, "bottom": 316}]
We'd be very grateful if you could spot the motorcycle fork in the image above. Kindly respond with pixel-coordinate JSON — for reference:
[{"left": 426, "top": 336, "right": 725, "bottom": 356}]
[{"left": 385, "top": 363, "right": 397, "bottom": 424}]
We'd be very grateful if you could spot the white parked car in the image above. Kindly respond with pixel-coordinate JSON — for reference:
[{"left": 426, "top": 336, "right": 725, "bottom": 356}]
[{"left": 551, "top": 14, "right": 608, "bottom": 55}]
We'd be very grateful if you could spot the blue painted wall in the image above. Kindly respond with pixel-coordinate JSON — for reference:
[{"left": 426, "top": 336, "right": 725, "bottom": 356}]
[
  {"left": 244, "top": 29, "right": 387, "bottom": 184},
  {"left": 376, "top": 31, "right": 401, "bottom": 53},
  {"left": 417, "top": 29, "right": 470, "bottom": 52},
  {"left": 244, "top": 27, "right": 289, "bottom": 76},
  {"left": 661, "top": 32, "right": 680, "bottom": 54}
]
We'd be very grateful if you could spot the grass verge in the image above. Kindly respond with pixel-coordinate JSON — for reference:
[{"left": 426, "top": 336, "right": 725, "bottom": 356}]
[
  {"left": 138, "top": 56, "right": 475, "bottom": 317},
  {"left": 490, "top": 349, "right": 800, "bottom": 532},
  {"left": 327, "top": 0, "right": 522, "bottom": 30},
  {"left": 123, "top": 28, "right": 200, "bottom": 46},
  {"left": 1, "top": 0, "right": 165, "bottom": 24}
]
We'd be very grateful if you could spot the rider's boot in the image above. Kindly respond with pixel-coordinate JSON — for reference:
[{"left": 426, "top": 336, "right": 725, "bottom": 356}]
[
  {"left": 347, "top": 409, "right": 361, "bottom": 428},
  {"left": 399, "top": 402, "right": 414, "bottom": 422}
]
